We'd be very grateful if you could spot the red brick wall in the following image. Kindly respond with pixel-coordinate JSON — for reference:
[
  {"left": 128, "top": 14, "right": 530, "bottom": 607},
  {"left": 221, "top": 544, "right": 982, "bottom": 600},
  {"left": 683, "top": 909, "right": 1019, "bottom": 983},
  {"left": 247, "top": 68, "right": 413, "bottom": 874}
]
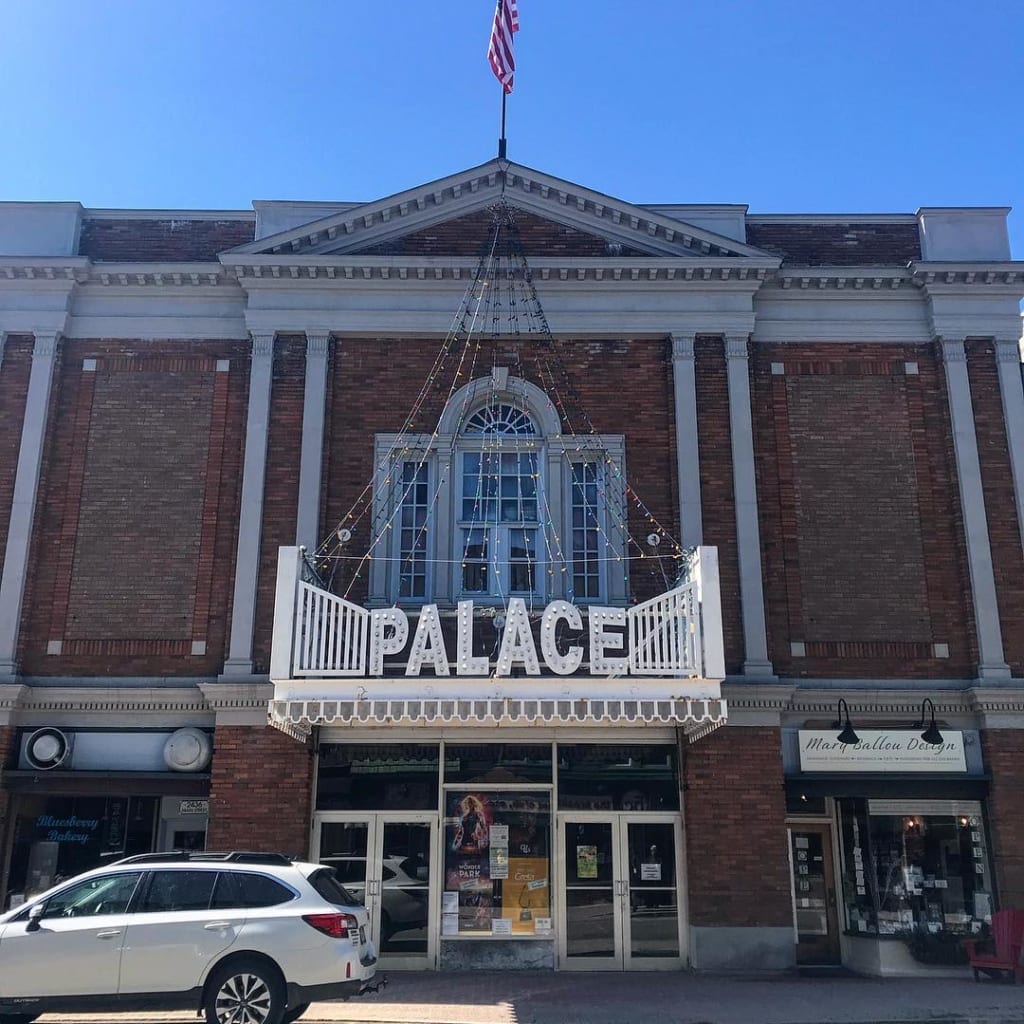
[
  {"left": 78, "top": 219, "right": 254, "bottom": 261},
  {"left": 19, "top": 340, "right": 249, "bottom": 676},
  {"left": 981, "top": 730, "right": 1024, "bottom": 909},
  {"left": 0, "top": 725, "right": 16, "bottom": 895},
  {"left": 754, "top": 342, "right": 975, "bottom": 678},
  {"left": 968, "top": 341, "right": 1024, "bottom": 676},
  {"left": 744, "top": 222, "right": 921, "bottom": 265},
  {"left": 206, "top": 726, "right": 313, "bottom": 857},
  {"left": 0, "top": 336, "right": 33, "bottom": 582},
  {"left": 252, "top": 338, "right": 305, "bottom": 672},
  {"left": 695, "top": 338, "right": 743, "bottom": 673},
  {"left": 351, "top": 207, "right": 647, "bottom": 258},
  {"left": 684, "top": 727, "right": 791, "bottom": 928},
  {"left": 318, "top": 335, "right": 680, "bottom": 611}
]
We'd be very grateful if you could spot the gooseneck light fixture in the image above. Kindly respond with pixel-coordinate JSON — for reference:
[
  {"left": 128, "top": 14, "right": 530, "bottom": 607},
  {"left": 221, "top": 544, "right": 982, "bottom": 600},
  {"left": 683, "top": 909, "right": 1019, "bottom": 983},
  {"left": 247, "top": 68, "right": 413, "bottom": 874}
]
[
  {"left": 915, "top": 697, "right": 944, "bottom": 746},
  {"left": 833, "top": 698, "right": 860, "bottom": 746}
]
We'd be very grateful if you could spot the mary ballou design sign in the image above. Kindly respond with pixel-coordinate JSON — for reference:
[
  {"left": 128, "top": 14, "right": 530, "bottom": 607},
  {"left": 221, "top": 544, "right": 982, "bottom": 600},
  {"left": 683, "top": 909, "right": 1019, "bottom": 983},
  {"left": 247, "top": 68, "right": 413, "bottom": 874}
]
[{"left": 798, "top": 730, "right": 967, "bottom": 773}]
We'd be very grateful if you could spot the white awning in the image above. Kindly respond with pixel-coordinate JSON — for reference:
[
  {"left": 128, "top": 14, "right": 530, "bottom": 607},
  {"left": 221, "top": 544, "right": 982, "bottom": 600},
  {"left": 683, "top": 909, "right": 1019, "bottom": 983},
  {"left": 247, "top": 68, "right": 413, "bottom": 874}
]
[{"left": 268, "top": 684, "right": 727, "bottom": 743}]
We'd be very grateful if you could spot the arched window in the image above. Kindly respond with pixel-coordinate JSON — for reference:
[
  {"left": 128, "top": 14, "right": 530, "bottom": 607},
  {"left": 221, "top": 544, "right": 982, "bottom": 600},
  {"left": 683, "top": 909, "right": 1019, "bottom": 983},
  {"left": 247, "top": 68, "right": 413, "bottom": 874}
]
[{"left": 369, "top": 376, "right": 626, "bottom": 607}]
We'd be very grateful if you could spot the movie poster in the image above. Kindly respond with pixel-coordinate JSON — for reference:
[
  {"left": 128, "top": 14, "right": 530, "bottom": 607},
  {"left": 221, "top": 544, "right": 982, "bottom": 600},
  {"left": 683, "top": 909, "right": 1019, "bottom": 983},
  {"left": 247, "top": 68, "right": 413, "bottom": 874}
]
[{"left": 446, "top": 793, "right": 494, "bottom": 933}]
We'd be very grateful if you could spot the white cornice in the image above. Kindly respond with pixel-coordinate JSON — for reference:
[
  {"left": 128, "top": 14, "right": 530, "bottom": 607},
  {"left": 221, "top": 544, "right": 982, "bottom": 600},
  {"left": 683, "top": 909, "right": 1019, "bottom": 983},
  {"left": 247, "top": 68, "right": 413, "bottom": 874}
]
[
  {"left": 229, "top": 159, "right": 779, "bottom": 264},
  {"left": 774, "top": 267, "right": 912, "bottom": 291},
  {"left": 748, "top": 214, "right": 918, "bottom": 225},
  {"left": 911, "top": 261, "right": 1024, "bottom": 290},
  {"left": 83, "top": 209, "right": 254, "bottom": 222},
  {"left": 224, "top": 254, "right": 776, "bottom": 286}
]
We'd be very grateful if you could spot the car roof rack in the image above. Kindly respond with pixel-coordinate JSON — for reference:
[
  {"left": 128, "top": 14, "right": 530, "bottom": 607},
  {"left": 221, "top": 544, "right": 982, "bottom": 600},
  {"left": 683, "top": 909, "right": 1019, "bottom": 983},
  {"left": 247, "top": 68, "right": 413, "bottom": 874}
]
[{"left": 113, "top": 851, "right": 294, "bottom": 866}]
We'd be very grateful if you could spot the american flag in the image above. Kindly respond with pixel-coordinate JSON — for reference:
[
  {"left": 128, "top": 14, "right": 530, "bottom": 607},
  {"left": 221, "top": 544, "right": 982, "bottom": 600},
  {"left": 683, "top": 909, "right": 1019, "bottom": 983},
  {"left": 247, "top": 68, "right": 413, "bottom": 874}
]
[{"left": 488, "top": 0, "right": 520, "bottom": 94}]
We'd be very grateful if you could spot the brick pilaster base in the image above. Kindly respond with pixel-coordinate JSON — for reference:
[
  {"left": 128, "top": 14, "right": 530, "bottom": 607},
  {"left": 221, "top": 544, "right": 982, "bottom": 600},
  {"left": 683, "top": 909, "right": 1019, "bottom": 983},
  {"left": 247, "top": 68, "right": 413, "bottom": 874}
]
[{"left": 206, "top": 725, "right": 314, "bottom": 858}]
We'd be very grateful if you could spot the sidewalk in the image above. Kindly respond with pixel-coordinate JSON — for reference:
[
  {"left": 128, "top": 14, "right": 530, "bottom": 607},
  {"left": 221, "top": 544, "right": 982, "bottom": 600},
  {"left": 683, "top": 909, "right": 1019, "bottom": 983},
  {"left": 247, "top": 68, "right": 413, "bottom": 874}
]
[{"left": 41, "top": 971, "right": 1024, "bottom": 1024}]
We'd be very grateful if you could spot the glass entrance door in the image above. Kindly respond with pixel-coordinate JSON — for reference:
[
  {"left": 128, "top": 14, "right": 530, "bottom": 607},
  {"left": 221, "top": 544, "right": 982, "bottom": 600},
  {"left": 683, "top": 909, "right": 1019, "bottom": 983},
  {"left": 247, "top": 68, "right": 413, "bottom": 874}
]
[
  {"left": 789, "top": 824, "right": 840, "bottom": 964},
  {"left": 313, "top": 812, "right": 438, "bottom": 970},
  {"left": 558, "top": 814, "right": 684, "bottom": 970}
]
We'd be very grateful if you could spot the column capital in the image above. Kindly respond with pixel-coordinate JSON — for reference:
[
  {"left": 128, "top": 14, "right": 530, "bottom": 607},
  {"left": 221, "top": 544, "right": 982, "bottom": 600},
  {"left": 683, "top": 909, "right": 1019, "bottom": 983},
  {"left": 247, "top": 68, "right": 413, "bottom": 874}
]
[
  {"left": 939, "top": 337, "right": 967, "bottom": 363},
  {"left": 32, "top": 331, "right": 61, "bottom": 360},
  {"left": 724, "top": 334, "right": 749, "bottom": 361},
  {"left": 305, "top": 331, "right": 332, "bottom": 357},
  {"left": 249, "top": 331, "right": 276, "bottom": 358},
  {"left": 669, "top": 333, "right": 695, "bottom": 360},
  {"left": 994, "top": 337, "right": 1022, "bottom": 364}
]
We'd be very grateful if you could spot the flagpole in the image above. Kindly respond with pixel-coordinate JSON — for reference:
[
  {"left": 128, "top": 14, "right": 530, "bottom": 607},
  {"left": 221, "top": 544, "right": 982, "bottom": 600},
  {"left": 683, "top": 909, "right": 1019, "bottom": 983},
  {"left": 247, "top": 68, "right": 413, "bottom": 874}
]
[{"left": 498, "top": 90, "right": 507, "bottom": 159}]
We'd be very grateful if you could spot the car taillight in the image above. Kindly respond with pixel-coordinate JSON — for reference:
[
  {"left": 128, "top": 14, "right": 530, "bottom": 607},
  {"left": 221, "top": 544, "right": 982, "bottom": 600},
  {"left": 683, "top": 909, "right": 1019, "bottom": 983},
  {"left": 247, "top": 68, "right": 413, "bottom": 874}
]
[{"left": 303, "top": 912, "right": 359, "bottom": 939}]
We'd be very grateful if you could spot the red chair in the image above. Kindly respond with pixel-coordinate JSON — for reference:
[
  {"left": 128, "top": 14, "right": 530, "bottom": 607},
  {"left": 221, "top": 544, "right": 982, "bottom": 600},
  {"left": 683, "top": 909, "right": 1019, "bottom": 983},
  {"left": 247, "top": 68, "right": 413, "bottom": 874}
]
[{"left": 964, "top": 909, "right": 1024, "bottom": 983}]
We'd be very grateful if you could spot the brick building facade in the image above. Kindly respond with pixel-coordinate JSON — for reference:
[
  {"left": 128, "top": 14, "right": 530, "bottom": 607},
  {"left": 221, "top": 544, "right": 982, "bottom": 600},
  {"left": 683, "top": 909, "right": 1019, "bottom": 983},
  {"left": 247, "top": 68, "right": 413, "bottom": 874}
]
[{"left": 0, "top": 161, "right": 1022, "bottom": 975}]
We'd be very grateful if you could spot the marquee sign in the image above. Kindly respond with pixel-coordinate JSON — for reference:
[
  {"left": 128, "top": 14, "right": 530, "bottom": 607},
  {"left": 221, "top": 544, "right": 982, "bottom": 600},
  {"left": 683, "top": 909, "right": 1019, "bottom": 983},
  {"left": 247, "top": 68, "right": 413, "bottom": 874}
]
[{"left": 798, "top": 730, "right": 967, "bottom": 773}]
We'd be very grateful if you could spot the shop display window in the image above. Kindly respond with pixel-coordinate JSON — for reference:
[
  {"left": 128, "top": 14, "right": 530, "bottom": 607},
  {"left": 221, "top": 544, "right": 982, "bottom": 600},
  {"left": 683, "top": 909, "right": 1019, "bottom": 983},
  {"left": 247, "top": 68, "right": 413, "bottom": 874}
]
[
  {"left": 558, "top": 744, "right": 679, "bottom": 811},
  {"left": 838, "top": 799, "right": 993, "bottom": 942},
  {"left": 316, "top": 743, "right": 439, "bottom": 810},
  {"left": 442, "top": 790, "right": 550, "bottom": 938},
  {"left": 444, "top": 744, "right": 552, "bottom": 784}
]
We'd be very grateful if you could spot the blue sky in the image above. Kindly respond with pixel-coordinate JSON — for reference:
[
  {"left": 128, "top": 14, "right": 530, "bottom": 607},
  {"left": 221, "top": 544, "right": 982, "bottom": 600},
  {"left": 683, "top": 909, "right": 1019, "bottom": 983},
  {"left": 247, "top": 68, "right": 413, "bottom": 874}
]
[{"left": 3, "top": 0, "right": 1023, "bottom": 257}]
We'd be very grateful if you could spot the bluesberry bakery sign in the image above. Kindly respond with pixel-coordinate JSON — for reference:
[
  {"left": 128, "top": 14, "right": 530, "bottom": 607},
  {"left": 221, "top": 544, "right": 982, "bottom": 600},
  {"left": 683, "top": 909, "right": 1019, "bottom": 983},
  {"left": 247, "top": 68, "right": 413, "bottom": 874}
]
[{"left": 798, "top": 730, "right": 967, "bottom": 773}]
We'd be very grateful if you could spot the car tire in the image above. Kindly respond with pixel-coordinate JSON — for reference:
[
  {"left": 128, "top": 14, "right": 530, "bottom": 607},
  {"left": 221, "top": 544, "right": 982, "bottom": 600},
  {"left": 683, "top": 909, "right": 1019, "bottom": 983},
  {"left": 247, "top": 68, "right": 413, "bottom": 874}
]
[
  {"left": 204, "top": 957, "right": 286, "bottom": 1024},
  {"left": 282, "top": 1003, "right": 310, "bottom": 1024}
]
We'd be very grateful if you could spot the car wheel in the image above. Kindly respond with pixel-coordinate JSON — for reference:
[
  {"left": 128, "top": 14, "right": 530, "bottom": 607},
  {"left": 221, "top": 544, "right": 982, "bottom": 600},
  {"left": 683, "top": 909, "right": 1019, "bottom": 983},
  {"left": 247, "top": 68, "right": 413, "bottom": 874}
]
[
  {"left": 204, "top": 957, "right": 286, "bottom": 1024},
  {"left": 282, "top": 1003, "right": 310, "bottom": 1024}
]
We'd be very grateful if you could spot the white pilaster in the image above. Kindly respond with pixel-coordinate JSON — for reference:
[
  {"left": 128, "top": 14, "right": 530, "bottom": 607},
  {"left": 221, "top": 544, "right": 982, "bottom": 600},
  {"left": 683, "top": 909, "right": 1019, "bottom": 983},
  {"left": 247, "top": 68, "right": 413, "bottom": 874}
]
[
  {"left": 941, "top": 338, "right": 1010, "bottom": 680},
  {"left": 222, "top": 332, "right": 276, "bottom": 678},
  {"left": 724, "top": 334, "right": 774, "bottom": 677},
  {"left": 0, "top": 331, "right": 60, "bottom": 678},
  {"left": 995, "top": 338, "right": 1024, "bottom": 557},
  {"left": 671, "top": 333, "right": 703, "bottom": 548},
  {"left": 296, "top": 331, "right": 331, "bottom": 549}
]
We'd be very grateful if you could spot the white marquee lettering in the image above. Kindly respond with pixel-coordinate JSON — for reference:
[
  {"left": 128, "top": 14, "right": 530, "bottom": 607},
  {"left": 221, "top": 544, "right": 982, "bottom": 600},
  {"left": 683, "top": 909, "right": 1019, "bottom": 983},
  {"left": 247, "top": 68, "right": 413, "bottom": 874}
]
[
  {"left": 369, "top": 608, "right": 409, "bottom": 675},
  {"left": 456, "top": 600, "right": 489, "bottom": 676},
  {"left": 588, "top": 605, "right": 628, "bottom": 674},
  {"left": 496, "top": 598, "right": 541, "bottom": 676},
  {"left": 405, "top": 604, "right": 450, "bottom": 676},
  {"left": 540, "top": 601, "right": 584, "bottom": 675}
]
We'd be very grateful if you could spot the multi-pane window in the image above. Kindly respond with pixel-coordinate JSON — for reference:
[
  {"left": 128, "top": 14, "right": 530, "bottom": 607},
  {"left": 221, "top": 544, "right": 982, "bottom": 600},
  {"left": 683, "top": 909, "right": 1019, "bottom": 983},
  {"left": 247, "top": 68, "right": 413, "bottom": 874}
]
[
  {"left": 398, "top": 462, "right": 429, "bottom": 598},
  {"left": 374, "top": 385, "right": 626, "bottom": 607},
  {"left": 460, "top": 451, "right": 539, "bottom": 596},
  {"left": 571, "top": 461, "right": 601, "bottom": 599}
]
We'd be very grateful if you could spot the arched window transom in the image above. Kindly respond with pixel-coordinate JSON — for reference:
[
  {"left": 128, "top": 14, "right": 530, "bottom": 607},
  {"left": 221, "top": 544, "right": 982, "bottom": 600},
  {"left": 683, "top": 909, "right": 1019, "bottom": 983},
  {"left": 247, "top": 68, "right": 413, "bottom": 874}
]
[{"left": 463, "top": 403, "right": 537, "bottom": 436}]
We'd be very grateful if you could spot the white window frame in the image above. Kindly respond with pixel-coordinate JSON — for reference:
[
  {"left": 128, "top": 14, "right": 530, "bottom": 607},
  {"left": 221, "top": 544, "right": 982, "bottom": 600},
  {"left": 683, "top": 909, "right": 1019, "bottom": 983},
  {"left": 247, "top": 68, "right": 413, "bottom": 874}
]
[{"left": 368, "top": 377, "right": 627, "bottom": 608}]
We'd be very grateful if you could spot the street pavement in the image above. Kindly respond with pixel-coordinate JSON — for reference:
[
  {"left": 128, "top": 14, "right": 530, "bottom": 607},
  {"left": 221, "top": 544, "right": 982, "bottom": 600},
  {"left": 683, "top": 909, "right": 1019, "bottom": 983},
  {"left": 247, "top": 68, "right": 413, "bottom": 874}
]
[{"left": 40, "top": 970, "right": 1024, "bottom": 1024}]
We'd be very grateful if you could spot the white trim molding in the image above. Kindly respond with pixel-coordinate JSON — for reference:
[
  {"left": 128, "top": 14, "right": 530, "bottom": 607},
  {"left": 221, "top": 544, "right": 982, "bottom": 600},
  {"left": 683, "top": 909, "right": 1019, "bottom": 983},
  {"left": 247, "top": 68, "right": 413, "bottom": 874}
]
[
  {"left": 994, "top": 338, "right": 1024, "bottom": 558},
  {"left": 671, "top": 332, "right": 702, "bottom": 548},
  {"left": 940, "top": 338, "right": 1010, "bottom": 680},
  {"left": 724, "top": 334, "right": 774, "bottom": 678},
  {"left": 0, "top": 331, "right": 62, "bottom": 679},
  {"left": 296, "top": 331, "right": 331, "bottom": 549},
  {"left": 222, "top": 331, "right": 276, "bottom": 678}
]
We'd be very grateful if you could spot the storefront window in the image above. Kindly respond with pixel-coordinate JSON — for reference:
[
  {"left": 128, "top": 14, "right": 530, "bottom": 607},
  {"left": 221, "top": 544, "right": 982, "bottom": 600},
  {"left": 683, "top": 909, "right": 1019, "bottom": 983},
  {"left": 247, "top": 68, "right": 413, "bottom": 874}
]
[
  {"left": 6, "top": 795, "right": 158, "bottom": 905},
  {"left": 838, "top": 799, "right": 993, "bottom": 940},
  {"left": 443, "top": 791, "right": 550, "bottom": 938},
  {"left": 316, "top": 744, "right": 439, "bottom": 810},
  {"left": 558, "top": 744, "right": 679, "bottom": 811},
  {"left": 444, "top": 744, "right": 552, "bottom": 784}
]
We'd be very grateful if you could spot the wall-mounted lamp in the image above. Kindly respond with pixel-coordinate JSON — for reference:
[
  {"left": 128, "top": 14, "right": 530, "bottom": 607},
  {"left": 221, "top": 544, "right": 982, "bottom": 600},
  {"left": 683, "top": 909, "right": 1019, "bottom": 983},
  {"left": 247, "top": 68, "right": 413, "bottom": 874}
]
[
  {"left": 915, "top": 697, "right": 944, "bottom": 746},
  {"left": 833, "top": 698, "right": 860, "bottom": 745}
]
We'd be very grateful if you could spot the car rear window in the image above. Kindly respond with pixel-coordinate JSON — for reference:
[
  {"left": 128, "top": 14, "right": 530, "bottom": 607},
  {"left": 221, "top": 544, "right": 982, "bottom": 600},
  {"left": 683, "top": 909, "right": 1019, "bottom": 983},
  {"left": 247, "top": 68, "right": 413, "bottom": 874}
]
[
  {"left": 307, "top": 867, "right": 360, "bottom": 907},
  {"left": 211, "top": 871, "right": 295, "bottom": 909}
]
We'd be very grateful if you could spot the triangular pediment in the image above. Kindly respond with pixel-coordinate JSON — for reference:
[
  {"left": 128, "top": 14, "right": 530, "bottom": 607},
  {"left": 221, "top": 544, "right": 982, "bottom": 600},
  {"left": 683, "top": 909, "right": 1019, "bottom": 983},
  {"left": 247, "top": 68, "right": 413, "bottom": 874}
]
[{"left": 226, "top": 159, "right": 778, "bottom": 264}]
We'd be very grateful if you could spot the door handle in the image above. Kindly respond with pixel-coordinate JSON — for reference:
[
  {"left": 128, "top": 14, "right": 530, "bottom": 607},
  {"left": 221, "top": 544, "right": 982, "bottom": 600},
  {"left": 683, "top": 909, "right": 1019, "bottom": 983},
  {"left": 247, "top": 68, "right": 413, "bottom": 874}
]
[
  {"left": 204, "top": 921, "right": 233, "bottom": 930},
  {"left": 96, "top": 930, "right": 122, "bottom": 939}
]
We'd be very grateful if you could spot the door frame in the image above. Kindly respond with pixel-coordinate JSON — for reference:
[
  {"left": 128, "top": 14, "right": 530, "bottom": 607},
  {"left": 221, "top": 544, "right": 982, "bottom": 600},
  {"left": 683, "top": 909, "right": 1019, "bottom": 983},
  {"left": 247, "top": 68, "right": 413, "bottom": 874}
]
[
  {"left": 786, "top": 820, "right": 841, "bottom": 965},
  {"left": 312, "top": 810, "right": 440, "bottom": 970},
  {"left": 556, "top": 812, "right": 686, "bottom": 971}
]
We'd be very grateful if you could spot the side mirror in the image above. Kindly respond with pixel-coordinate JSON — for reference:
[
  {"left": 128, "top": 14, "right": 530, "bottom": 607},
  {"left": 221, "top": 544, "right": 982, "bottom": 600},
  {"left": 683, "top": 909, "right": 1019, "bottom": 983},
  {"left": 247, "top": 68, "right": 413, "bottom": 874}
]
[{"left": 26, "top": 903, "right": 45, "bottom": 932}]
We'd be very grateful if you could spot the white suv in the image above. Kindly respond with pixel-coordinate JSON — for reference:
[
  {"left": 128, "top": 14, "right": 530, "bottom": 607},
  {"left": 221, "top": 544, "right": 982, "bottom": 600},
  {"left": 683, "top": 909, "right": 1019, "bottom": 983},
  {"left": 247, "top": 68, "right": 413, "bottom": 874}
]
[{"left": 0, "top": 851, "right": 377, "bottom": 1024}]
